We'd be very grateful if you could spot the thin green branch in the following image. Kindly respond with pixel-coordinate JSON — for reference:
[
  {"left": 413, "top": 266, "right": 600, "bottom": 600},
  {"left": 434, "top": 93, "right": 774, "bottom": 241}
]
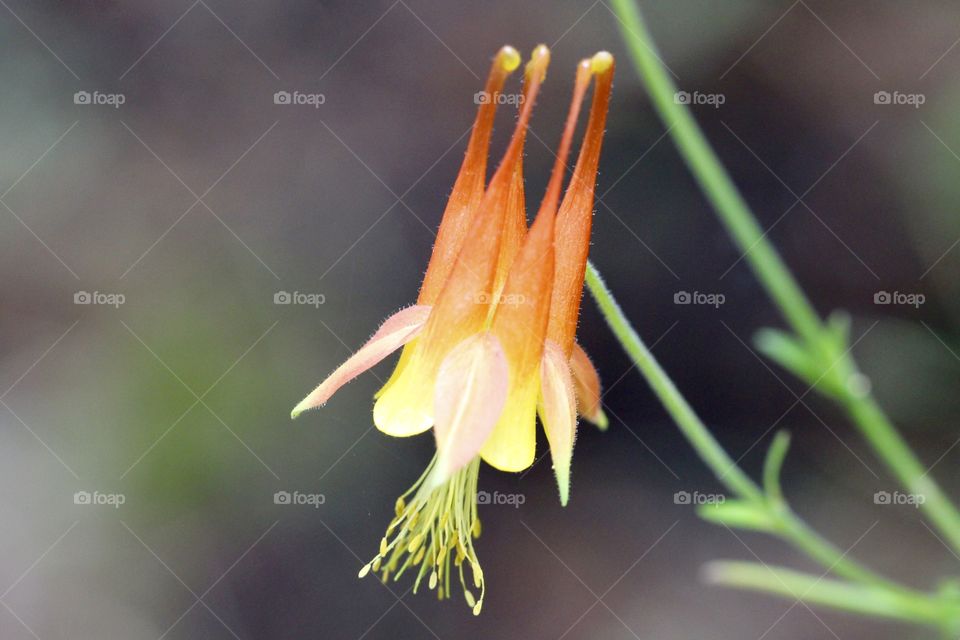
[
  {"left": 763, "top": 431, "right": 791, "bottom": 504},
  {"left": 705, "top": 561, "right": 960, "bottom": 628},
  {"left": 608, "top": 0, "right": 960, "bottom": 556}
]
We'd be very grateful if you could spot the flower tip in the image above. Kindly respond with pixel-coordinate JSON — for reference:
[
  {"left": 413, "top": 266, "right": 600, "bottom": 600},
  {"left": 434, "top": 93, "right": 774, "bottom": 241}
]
[
  {"left": 497, "top": 45, "right": 521, "bottom": 72},
  {"left": 290, "top": 401, "right": 314, "bottom": 420},
  {"left": 590, "top": 51, "right": 614, "bottom": 75},
  {"left": 591, "top": 407, "right": 609, "bottom": 431},
  {"left": 555, "top": 460, "right": 571, "bottom": 506}
]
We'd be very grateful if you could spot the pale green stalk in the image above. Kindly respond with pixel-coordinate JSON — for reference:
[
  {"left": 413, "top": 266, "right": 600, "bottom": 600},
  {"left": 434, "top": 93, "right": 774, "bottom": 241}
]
[{"left": 705, "top": 561, "right": 960, "bottom": 628}]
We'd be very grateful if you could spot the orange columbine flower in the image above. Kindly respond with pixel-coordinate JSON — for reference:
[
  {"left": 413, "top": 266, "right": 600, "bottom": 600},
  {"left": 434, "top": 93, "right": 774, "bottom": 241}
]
[{"left": 291, "top": 45, "right": 613, "bottom": 613}]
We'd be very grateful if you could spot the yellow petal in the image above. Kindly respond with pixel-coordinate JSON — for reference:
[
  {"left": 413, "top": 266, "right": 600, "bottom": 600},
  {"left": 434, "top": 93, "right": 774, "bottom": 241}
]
[
  {"left": 479, "top": 376, "right": 538, "bottom": 472},
  {"left": 372, "top": 354, "right": 435, "bottom": 436},
  {"left": 373, "top": 336, "right": 416, "bottom": 400}
]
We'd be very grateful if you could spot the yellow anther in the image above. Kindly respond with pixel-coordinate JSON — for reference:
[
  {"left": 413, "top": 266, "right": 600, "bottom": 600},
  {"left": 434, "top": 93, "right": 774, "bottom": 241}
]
[
  {"left": 361, "top": 456, "right": 484, "bottom": 613},
  {"left": 407, "top": 533, "right": 424, "bottom": 554},
  {"left": 525, "top": 44, "right": 551, "bottom": 83},
  {"left": 498, "top": 45, "right": 521, "bottom": 72},
  {"left": 591, "top": 51, "right": 614, "bottom": 74}
]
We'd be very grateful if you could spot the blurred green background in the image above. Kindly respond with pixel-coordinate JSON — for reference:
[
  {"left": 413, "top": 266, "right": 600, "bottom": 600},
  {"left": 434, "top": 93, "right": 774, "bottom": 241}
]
[{"left": 3, "top": 1, "right": 960, "bottom": 638}]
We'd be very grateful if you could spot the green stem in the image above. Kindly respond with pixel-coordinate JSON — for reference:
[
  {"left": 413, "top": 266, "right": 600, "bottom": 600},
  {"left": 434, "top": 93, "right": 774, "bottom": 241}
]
[
  {"left": 608, "top": 0, "right": 960, "bottom": 556},
  {"left": 706, "top": 561, "right": 960, "bottom": 628},
  {"left": 585, "top": 264, "right": 902, "bottom": 592},
  {"left": 844, "top": 393, "right": 960, "bottom": 548}
]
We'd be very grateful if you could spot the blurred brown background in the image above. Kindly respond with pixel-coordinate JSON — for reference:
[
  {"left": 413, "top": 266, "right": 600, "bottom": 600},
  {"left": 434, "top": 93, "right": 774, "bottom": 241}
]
[{"left": 2, "top": 1, "right": 960, "bottom": 638}]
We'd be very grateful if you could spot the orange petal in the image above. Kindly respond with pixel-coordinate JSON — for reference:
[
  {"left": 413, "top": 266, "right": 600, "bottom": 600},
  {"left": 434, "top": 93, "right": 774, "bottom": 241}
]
[
  {"left": 537, "top": 59, "right": 594, "bottom": 219},
  {"left": 490, "top": 57, "right": 590, "bottom": 301},
  {"left": 548, "top": 52, "right": 614, "bottom": 355},
  {"left": 492, "top": 141, "right": 528, "bottom": 302},
  {"left": 418, "top": 46, "right": 521, "bottom": 305},
  {"left": 492, "top": 51, "right": 557, "bottom": 298},
  {"left": 416, "top": 45, "right": 549, "bottom": 345},
  {"left": 570, "top": 342, "right": 608, "bottom": 430},
  {"left": 430, "top": 332, "right": 509, "bottom": 484},
  {"left": 290, "top": 305, "right": 430, "bottom": 419},
  {"left": 538, "top": 340, "right": 578, "bottom": 505}
]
